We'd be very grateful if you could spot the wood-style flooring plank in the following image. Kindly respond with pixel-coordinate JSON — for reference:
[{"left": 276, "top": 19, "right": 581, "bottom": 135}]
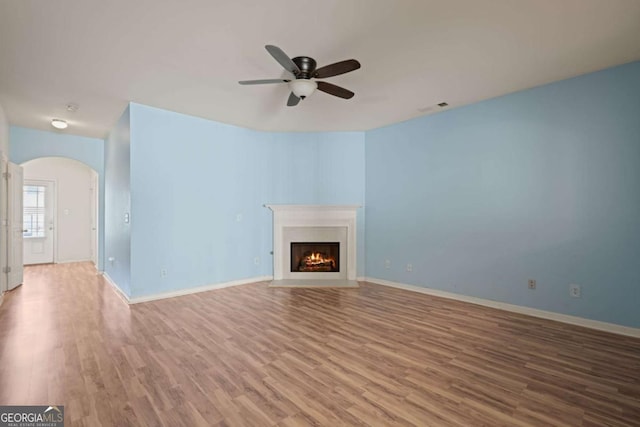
[{"left": 0, "top": 262, "right": 639, "bottom": 426}]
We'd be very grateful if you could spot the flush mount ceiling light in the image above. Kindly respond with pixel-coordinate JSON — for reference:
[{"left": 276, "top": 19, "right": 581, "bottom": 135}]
[
  {"left": 51, "top": 119, "right": 68, "bottom": 129},
  {"left": 289, "top": 79, "right": 317, "bottom": 99}
]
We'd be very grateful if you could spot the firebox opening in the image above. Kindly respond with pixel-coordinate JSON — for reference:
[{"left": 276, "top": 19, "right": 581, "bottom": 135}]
[{"left": 291, "top": 242, "right": 340, "bottom": 273}]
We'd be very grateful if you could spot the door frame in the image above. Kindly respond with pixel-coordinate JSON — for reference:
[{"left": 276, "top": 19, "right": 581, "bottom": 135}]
[
  {"left": 0, "top": 153, "right": 7, "bottom": 295},
  {"left": 7, "top": 163, "right": 24, "bottom": 289},
  {"left": 90, "top": 171, "right": 99, "bottom": 266}
]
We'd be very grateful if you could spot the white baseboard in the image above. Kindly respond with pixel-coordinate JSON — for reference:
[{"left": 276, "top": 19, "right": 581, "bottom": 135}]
[
  {"left": 363, "top": 277, "right": 640, "bottom": 338},
  {"left": 128, "top": 275, "right": 273, "bottom": 304},
  {"left": 101, "top": 272, "right": 131, "bottom": 304}
]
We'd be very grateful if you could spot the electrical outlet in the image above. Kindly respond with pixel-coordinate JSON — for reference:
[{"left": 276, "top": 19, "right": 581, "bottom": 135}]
[
  {"left": 384, "top": 259, "right": 391, "bottom": 269},
  {"left": 160, "top": 269, "right": 167, "bottom": 278},
  {"left": 528, "top": 279, "right": 536, "bottom": 290},
  {"left": 406, "top": 263, "right": 413, "bottom": 272},
  {"left": 254, "top": 257, "right": 260, "bottom": 265},
  {"left": 569, "top": 284, "right": 581, "bottom": 298}
]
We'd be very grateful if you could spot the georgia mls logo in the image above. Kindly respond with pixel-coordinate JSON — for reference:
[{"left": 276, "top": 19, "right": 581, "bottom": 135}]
[
  {"left": 44, "top": 406, "right": 62, "bottom": 416},
  {"left": 0, "top": 405, "right": 64, "bottom": 427}
]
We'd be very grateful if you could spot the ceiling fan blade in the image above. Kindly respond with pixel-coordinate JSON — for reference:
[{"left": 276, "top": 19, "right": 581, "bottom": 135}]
[
  {"left": 287, "top": 92, "right": 300, "bottom": 106},
  {"left": 238, "top": 79, "right": 290, "bottom": 85},
  {"left": 316, "top": 81, "right": 354, "bottom": 99},
  {"left": 265, "top": 45, "right": 301, "bottom": 75},
  {"left": 314, "top": 59, "right": 361, "bottom": 78}
]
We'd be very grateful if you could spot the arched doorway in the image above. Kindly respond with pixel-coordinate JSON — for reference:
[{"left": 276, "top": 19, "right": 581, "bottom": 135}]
[{"left": 20, "top": 157, "right": 98, "bottom": 266}]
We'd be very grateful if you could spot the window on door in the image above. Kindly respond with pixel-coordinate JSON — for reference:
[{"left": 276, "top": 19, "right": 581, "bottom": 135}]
[{"left": 23, "top": 184, "right": 46, "bottom": 238}]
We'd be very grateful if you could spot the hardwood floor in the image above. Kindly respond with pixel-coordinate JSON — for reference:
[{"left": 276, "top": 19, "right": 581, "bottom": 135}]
[{"left": 0, "top": 263, "right": 639, "bottom": 426}]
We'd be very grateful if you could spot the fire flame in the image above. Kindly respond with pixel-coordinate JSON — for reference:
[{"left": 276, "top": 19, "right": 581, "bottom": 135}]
[
  {"left": 306, "top": 252, "right": 331, "bottom": 264},
  {"left": 300, "top": 252, "right": 336, "bottom": 270}
]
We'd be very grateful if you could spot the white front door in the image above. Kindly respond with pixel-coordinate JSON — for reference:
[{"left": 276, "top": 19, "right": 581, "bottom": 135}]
[
  {"left": 23, "top": 180, "right": 55, "bottom": 265},
  {"left": 8, "top": 163, "right": 24, "bottom": 290}
]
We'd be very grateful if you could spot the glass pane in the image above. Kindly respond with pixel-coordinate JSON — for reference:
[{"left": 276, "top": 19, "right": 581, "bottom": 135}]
[
  {"left": 24, "top": 191, "right": 38, "bottom": 207},
  {"left": 23, "top": 185, "right": 46, "bottom": 238}
]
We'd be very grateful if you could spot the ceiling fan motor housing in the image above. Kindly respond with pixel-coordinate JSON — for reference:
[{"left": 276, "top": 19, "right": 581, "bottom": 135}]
[{"left": 292, "top": 56, "right": 317, "bottom": 79}]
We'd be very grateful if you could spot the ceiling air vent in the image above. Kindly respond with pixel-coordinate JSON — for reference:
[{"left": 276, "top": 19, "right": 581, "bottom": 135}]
[{"left": 418, "top": 102, "right": 450, "bottom": 113}]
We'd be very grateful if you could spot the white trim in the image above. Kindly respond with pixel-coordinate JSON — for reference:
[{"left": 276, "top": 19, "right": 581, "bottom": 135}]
[
  {"left": 0, "top": 292, "right": 4, "bottom": 308},
  {"left": 128, "top": 275, "right": 273, "bottom": 304},
  {"left": 364, "top": 277, "right": 640, "bottom": 338},
  {"left": 102, "top": 272, "right": 130, "bottom": 304}
]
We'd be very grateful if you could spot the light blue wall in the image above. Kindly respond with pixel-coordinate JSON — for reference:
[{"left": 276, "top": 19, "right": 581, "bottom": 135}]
[
  {"left": 104, "top": 107, "right": 132, "bottom": 296},
  {"left": 365, "top": 61, "right": 640, "bottom": 327},
  {"left": 0, "top": 103, "right": 9, "bottom": 155},
  {"left": 9, "top": 126, "right": 106, "bottom": 270},
  {"left": 128, "top": 103, "right": 365, "bottom": 298}
]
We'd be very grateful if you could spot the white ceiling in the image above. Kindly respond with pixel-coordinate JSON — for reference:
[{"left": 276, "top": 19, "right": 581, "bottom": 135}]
[{"left": 1, "top": 0, "right": 639, "bottom": 139}]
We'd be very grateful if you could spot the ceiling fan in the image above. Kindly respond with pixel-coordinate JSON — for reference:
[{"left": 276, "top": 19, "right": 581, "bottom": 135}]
[{"left": 239, "top": 45, "right": 361, "bottom": 106}]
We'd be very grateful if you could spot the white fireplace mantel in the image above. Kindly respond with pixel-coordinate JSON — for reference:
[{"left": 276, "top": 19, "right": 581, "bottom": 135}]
[{"left": 266, "top": 205, "right": 360, "bottom": 283}]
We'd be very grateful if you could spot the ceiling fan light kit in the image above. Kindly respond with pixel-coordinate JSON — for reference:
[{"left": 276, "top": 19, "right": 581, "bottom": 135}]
[
  {"left": 239, "top": 45, "right": 360, "bottom": 107},
  {"left": 289, "top": 79, "right": 317, "bottom": 98}
]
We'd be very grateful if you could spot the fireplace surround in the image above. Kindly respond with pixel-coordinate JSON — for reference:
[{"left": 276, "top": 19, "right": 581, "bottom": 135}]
[{"left": 266, "top": 205, "right": 360, "bottom": 285}]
